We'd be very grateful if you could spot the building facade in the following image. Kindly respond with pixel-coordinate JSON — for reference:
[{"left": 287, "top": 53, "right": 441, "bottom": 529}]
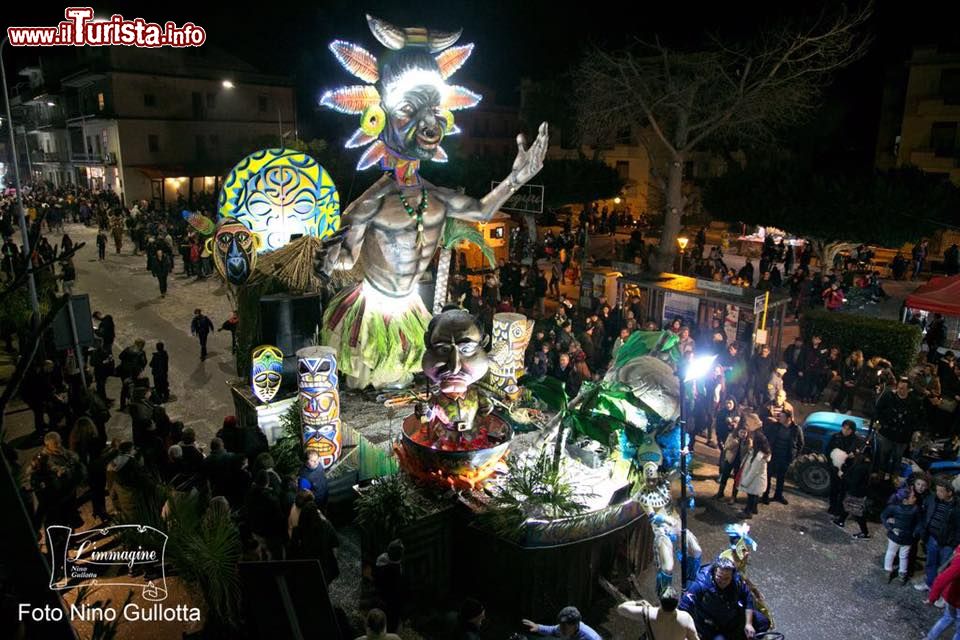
[
  {"left": 876, "top": 45, "right": 960, "bottom": 184},
  {"left": 8, "top": 47, "right": 295, "bottom": 205}
]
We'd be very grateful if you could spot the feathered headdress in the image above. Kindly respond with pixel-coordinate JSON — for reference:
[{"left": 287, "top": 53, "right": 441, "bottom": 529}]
[{"left": 320, "top": 14, "right": 481, "bottom": 176}]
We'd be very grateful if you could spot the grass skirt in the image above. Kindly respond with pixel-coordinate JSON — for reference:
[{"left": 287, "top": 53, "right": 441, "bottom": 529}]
[{"left": 322, "top": 281, "right": 431, "bottom": 389}]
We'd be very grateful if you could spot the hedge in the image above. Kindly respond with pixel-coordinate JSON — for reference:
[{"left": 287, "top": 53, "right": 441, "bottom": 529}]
[{"left": 800, "top": 308, "right": 922, "bottom": 376}]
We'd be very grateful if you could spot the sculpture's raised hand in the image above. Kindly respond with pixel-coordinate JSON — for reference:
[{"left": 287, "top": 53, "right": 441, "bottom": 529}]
[{"left": 507, "top": 122, "right": 549, "bottom": 188}]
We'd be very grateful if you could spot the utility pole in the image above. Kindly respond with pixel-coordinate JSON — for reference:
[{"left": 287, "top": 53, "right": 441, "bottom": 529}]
[{"left": 1, "top": 37, "right": 41, "bottom": 328}]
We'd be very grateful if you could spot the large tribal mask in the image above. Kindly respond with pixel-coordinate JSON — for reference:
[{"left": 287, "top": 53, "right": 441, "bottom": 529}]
[
  {"left": 209, "top": 218, "right": 260, "bottom": 285},
  {"left": 251, "top": 345, "right": 283, "bottom": 403},
  {"left": 321, "top": 14, "right": 480, "bottom": 184}
]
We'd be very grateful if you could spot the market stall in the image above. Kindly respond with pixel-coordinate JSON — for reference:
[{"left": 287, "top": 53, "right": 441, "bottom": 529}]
[
  {"left": 904, "top": 274, "right": 960, "bottom": 354},
  {"left": 617, "top": 272, "right": 791, "bottom": 354}
]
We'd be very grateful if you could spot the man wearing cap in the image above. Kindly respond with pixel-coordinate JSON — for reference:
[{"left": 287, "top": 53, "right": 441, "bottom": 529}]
[{"left": 522, "top": 606, "right": 602, "bottom": 639}]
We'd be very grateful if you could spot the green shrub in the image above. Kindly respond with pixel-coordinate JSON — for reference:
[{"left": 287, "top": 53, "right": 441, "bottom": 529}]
[{"left": 800, "top": 308, "right": 921, "bottom": 375}]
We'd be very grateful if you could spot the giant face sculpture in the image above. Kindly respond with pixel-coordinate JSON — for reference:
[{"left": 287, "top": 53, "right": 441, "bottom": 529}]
[
  {"left": 421, "top": 309, "right": 488, "bottom": 396},
  {"left": 320, "top": 15, "right": 480, "bottom": 182},
  {"left": 297, "top": 346, "right": 342, "bottom": 469},
  {"left": 250, "top": 345, "right": 283, "bottom": 403},
  {"left": 210, "top": 218, "right": 260, "bottom": 285},
  {"left": 218, "top": 149, "right": 341, "bottom": 253}
]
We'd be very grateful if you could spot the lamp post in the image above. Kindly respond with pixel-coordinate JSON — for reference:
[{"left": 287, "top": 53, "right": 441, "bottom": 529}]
[
  {"left": 678, "top": 353, "right": 716, "bottom": 588},
  {"left": 0, "top": 36, "right": 41, "bottom": 328},
  {"left": 677, "top": 236, "right": 689, "bottom": 274}
]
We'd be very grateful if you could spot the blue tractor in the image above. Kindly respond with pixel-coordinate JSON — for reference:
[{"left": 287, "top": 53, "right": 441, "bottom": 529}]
[
  {"left": 792, "top": 411, "right": 960, "bottom": 497},
  {"left": 791, "top": 411, "right": 874, "bottom": 497}
]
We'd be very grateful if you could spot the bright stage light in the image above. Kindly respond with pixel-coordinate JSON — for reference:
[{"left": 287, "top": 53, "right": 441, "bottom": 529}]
[{"left": 683, "top": 354, "right": 717, "bottom": 382}]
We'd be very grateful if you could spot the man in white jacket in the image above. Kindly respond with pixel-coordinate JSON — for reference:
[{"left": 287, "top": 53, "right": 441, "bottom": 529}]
[{"left": 618, "top": 588, "right": 700, "bottom": 639}]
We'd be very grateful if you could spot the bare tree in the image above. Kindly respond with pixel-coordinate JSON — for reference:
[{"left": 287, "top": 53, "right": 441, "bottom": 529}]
[{"left": 574, "top": 4, "right": 872, "bottom": 271}]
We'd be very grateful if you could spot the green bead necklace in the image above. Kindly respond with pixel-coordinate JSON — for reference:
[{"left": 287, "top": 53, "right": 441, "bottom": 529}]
[{"left": 398, "top": 187, "right": 428, "bottom": 247}]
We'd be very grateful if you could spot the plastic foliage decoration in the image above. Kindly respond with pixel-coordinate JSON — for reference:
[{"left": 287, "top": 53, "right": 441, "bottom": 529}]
[
  {"left": 250, "top": 345, "right": 283, "bottom": 403},
  {"left": 320, "top": 14, "right": 481, "bottom": 184},
  {"left": 218, "top": 148, "right": 341, "bottom": 253}
]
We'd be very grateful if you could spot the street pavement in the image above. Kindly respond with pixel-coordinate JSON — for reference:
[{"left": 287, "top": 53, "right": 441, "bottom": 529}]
[{"left": 5, "top": 223, "right": 238, "bottom": 449}]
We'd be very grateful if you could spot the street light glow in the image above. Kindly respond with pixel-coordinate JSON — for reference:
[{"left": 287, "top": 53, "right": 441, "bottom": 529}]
[
  {"left": 46, "top": 101, "right": 55, "bottom": 107},
  {"left": 613, "top": 196, "right": 621, "bottom": 204},
  {"left": 683, "top": 354, "right": 717, "bottom": 382},
  {"left": 677, "top": 236, "right": 689, "bottom": 251},
  {"left": 222, "top": 80, "right": 235, "bottom": 89}
]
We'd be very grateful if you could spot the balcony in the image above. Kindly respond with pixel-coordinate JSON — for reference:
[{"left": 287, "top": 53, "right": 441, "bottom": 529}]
[
  {"left": 32, "top": 151, "right": 69, "bottom": 163},
  {"left": 908, "top": 148, "right": 958, "bottom": 171},
  {"left": 72, "top": 152, "right": 117, "bottom": 165},
  {"left": 915, "top": 97, "right": 960, "bottom": 117}
]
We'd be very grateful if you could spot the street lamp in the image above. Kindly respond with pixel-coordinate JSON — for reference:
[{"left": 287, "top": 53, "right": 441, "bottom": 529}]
[
  {"left": 679, "top": 353, "right": 716, "bottom": 588},
  {"left": 613, "top": 196, "right": 621, "bottom": 205},
  {"left": 677, "top": 236, "right": 689, "bottom": 273},
  {"left": 221, "top": 80, "right": 235, "bottom": 89}
]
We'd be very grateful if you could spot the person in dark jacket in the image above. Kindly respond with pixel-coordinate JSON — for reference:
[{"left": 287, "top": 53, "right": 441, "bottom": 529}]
[
  {"left": 216, "top": 414, "right": 268, "bottom": 465},
  {"left": 916, "top": 477, "right": 960, "bottom": 591},
  {"left": 875, "top": 379, "right": 924, "bottom": 476},
  {"left": 149, "top": 342, "right": 169, "bottom": 403},
  {"left": 93, "top": 312, "right": 116, "bottom": 350},
  {"left": 202, "top": 437, "right": 249, "bottom": 507},
  {"left": 455, "top": 598, "right": 486, "bottom": 640},
  {"left": 116, "top": 339, "right": 146, "bottom": 410},
  {"left": 245, "top": 469, "right": 286, "bottom": 560},
  {"left": 831, "top": 350, "right": 864, "bottom": 413},
  {"left": 679, "top": 557, "right": 765, "bottom": 640},
  {"left": 151, "top": 248, "right": 172, "bottom": 297},
  {"left": 374, "top": 539, "right": 406, "bottom": 632},
  {"left": 190, "top": 308, "right": 215, "bottom": 361},
  {"left": 297, "top": 449, "right": 329, "bottom": 508},
  {"left": 882, "top": 490, "right": 920, "bottom": 584},
  {"left": 826, "top": 420, "right": 863, "bottom": 516},
  {"left": 290, "top": 500, "right": 340, "bottom": 583},
  {"left": 832, "top": 449, "right": 873, "bottom": 539},
  {"left": 749, "top": 345, "right": 775, "bottom": 406},
  {"left": 761, "top": 409, "right": 804, "bottom": 505},
  {"left": 177, "top": 427, "right": 205, "bottom": 473}
]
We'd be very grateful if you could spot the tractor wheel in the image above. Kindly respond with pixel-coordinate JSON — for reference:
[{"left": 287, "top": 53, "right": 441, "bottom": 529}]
[{"left": 792, "top": 453, "right": 832, "bottom": 497}]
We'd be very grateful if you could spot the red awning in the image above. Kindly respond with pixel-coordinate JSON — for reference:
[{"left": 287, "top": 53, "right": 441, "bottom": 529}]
[{"left": 906, "top": 275, "right": 960, "bottom": 316}]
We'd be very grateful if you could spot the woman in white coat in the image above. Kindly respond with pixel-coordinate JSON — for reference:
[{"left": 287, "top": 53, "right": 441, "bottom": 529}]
[{"left": 739, "top": 431, "right": 772, "bottom": 519}]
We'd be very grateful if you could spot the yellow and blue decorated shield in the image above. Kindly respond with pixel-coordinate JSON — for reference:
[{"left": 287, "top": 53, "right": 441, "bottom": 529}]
[{"left": 218, "top": 148, "right": 340, "bottom": 253}]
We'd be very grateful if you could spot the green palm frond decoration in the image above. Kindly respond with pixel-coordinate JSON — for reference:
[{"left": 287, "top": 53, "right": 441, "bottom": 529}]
[{"left": 442, "top": 218, "right": 495, "bottom": 267}]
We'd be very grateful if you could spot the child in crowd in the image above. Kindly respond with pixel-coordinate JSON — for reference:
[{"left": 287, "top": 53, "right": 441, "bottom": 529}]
[{"left": 881, "top": 490, "right": 920, "bottom": 585}]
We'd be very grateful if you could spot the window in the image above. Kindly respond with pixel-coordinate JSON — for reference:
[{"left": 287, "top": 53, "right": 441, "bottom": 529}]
[
  {"left": 930, "top": 121, "right": 958, "bottom": 157},
  {"left": 143, "top": 93, "right": 156, "bottom": 107},
  {"left": 206, "top": 93, "right": 216, "bottom": 109},
  {"left": 97, "top": 92, "right": 105, "bottom": 111},
  {"left": 148, "top": 134, "right": 160, "bottom": 153},
  {"left": 258, "top": 95, "right": 268, "bottom": 112},
  {"left": 942, "top": 69, "right": 960, "bottom": 105},
  {"left": 192, "top": 92, "right": 203, "bottom": 119},
  {"left": 616, "top": 160, "right": 630, "bottom": 180},
  {"left": 196, "top": 135, "right": 207, "bottom": 155}
]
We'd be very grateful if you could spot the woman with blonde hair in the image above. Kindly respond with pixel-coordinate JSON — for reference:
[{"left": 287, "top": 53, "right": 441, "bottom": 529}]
[{"left": 832, "top": 349, "right": 864, "bottom": 412}]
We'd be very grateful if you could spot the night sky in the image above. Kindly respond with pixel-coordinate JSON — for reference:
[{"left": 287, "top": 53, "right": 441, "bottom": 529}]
[{"left": 3, "top": 1, "right": 959, "bottom": 167}]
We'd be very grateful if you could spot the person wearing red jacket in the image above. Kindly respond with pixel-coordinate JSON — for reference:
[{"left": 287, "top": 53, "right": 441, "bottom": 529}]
[{"left": 927, "top": 552, "right": 960, "bottom": 640}]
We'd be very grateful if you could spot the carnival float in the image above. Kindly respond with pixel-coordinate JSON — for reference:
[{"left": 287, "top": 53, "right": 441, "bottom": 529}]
[{"left": 203, "top": 13, "right": 773, "bottom": 629}]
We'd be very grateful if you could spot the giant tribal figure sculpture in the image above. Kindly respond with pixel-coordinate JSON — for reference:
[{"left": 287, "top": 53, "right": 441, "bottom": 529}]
[{"left": 318, "top": 14, "right": 548, "bottom": 389}]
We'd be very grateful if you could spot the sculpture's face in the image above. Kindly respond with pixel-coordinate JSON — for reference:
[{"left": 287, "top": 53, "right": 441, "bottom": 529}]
[
  {"left": 383, "top": 84, "right": 448, "bottom": 160},
  {"left": 422, "top": 311, "right": 488, "bottom": 395},
  {"left": 212, "top": 219, "right": 259, "bottom": 285},
  {"left": 250, "top": 345, "right": 283, "bottom": 403}
]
